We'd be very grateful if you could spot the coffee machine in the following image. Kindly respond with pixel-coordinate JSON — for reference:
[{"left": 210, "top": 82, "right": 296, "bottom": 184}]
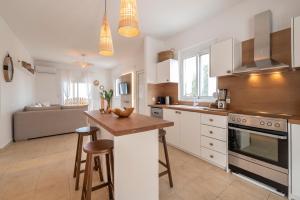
[{"left": 217, "top": 89, "right": 228, "bottom": 109}]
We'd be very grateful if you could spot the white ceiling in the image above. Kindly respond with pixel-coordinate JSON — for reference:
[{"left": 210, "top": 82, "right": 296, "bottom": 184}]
[{"left": 0, "top": 0, "right": 244, "bottom": 69}]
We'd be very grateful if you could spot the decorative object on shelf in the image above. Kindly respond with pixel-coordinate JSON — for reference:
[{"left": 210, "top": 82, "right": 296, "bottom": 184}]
[
  {"left": 118, "top": 0, "right": 140, "bottom": 38},
  {"left": 19, "top": 60, "right": 35, "bottom": 74},
  {"left": 3, "top": 54, "right": 14, "bottom": 82},
  {"left": 74, "top": 54, "right": 94, "bottom": 68},
  {"left": 112, "top": 107, "right": 134, "bottom": 118},
  {"left": 158, "top": 49, "right": 175, "bottom": 62},
  {"left": 99, "top": 0, "right": 114, "bottom": 56}
]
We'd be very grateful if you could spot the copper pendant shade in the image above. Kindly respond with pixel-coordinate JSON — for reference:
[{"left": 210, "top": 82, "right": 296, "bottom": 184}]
[{"left": 118, "top": 0, "right": 140, "bottom": 38}]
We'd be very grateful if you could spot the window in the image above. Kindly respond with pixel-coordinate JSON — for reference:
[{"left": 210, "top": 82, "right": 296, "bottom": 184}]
[
  {"left": 180, "top": 50, "right": 216, "bottom": 100},
  {"left": 63, "top": 81, "right": 91, "bottom": 105}
]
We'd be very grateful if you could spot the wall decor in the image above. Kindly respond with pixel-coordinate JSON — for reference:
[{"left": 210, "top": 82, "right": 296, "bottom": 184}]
[
  {"left": 19, "top": 60, "right": 35, "bottom": 74},
  {"left": 3, "top": 54, "right": 14, "bottom": 82}
]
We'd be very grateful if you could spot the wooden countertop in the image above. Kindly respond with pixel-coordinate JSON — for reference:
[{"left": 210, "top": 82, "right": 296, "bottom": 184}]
[
  {"left": 84, "top": 110, "right": 174, "bottom": 136},
  {"left": 149, "top": 104, "right": 228, "bottom": 116},
  {"left": 289, "top": 116, "right": 300, "bottom": 125}
]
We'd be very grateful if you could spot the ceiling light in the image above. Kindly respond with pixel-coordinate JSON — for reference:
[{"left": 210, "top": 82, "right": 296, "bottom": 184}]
[
  {"left": 99, "top": 0, "right": 114, "bottom": 56},
  {"left": 118, "top": 0, "right": 140, "bottom": 38},
  {"left": 78, "top": 54, "right": 93, "bottom": 68}
]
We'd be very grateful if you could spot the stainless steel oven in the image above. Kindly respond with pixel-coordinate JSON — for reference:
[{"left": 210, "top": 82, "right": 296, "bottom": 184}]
[{"left": 228, "top": 113, "right": 288, "bottom": 195}]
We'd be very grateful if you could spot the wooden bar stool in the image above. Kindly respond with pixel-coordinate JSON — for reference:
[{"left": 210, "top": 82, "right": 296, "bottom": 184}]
[
  {"left": 73, "top": 126, "right": 104, "bottom": 190},
  {"left": 81, "top": 140, "right": 114, "bottom": 200},
  {"left": 159, "top": 129, "right": 173, "bottom": 188}
]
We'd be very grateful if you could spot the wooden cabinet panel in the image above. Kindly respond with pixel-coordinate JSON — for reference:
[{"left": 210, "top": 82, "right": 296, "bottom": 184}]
[
  {"left": 290, "top": 124, "right": 300, "bottom": 199},
  {"left": 180, "top": 111, "right": 201, "bottom": 156},
  {"left": 210, "top": 38, "right": 234, "bottom": 77},
  {"left": 163, "top": 109, "right": 180, "bottom": 147}
]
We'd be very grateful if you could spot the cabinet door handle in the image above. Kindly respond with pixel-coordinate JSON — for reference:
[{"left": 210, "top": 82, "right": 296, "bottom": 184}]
[
  {"left": 209, "top": 119, "right": 214, "bottom": 122},
  {"left": 209, "top": 143, "right": 214, "bottom": 146},
  {"left": 210, "top": 155, "right": 214, "bottom": 159},
  {"left": 226, "top": 70, "right": 231, "bottom": 74},
  {"left": 175, "top": 111, "right": 181, "bottom": 114},
  {"left": 209, "top": 131, "right": 213, "bottom": 134}
]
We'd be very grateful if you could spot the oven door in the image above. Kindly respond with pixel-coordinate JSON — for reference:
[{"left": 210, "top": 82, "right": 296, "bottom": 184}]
[{"left": 228, "top": 124, "right": 288, "bottom": 169}]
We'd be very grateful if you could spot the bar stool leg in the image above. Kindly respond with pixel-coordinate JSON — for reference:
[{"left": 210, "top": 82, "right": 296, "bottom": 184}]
[
  {"left": 81, "top": 153, "right": 93, "bottom": 200},
  {"left": 73, "top": 134, "right": 80, "bottom": 178},
  {"left": 162, "top": 134, "right": 173, "bottom": 188},
  {"left": 75, "top": 135, "right": 83, "bottom": 190},
  {"left": 106, "top": 153, "right": 114, "bottom": 200},
  {"left": 91, "top": 132, "right": 104, "bottom": 182},
  {"left": 110, "top": 149, "right": 114, "bottom": 184}
]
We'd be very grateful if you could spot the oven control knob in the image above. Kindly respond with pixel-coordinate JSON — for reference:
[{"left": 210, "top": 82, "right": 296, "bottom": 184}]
[
  {"left": 242, "top": 119, "right": 247, "bottom": 123},
  {"left": 275, "top": 123, "right": 280, "bottom": 128},
  {"left": 267, "top": 122, "right": 272, "bottom": 126},
  {"left": 237, "top": 118, "right": 241, "bottom": 122},
  {"left": 231, "top": 117, "right": 235, "bottom": 122},
  {"left": 260, "top": 121, "right": 265, "bottom": 126}
]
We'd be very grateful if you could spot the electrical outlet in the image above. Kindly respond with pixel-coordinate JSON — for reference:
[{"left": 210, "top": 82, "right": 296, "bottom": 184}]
[{"left": 226, "top": 98, "right": 231, "bottom": 104}]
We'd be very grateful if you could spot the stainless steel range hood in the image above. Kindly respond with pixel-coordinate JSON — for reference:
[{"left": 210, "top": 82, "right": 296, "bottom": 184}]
[{"left": 234, "top": 10, "right": 290, "bottom": 74}]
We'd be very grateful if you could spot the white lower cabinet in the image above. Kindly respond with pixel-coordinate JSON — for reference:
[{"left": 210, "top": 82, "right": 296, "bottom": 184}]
[
  {"left": 290, "top": 124, "right": 300, "bottom": 200},
  {"left": 163, "top": 109, "right": 201, "bottom": 157},
  {"left": 164, "top": 109, "right": 180, "bottom": 147},
  {"left": 163, "top": 108, "right": 228, "bottom": 170},
  {"left": 180, "top": 111, "right": 201, "bottom": 156}
]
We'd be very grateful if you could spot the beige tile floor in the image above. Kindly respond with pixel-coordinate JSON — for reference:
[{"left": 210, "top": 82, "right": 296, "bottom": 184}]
[{"left": 0, "top": 133, "right": 287, "bottom": 200}]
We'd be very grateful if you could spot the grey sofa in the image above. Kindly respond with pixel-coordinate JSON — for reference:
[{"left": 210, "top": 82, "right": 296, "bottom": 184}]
[{"left": 13, "top": 105, "right": 88, "bottom": 141}]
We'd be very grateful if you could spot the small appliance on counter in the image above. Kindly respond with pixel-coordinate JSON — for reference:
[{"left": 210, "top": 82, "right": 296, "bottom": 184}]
[
  {"left": 217, "top": 89, "right": 228, "bottom": 109},
  {"left": 165, "top": 96, "right": 171, "bottom": 105},
  {"left": 156, "top": 96, "right": 166, "bottom": 105}
]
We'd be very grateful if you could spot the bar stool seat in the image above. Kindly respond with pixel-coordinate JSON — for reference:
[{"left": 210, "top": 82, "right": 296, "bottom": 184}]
[
  {"left": 159, "top": 129, "right": 174, "bottom": 188},
  {"left": 81, "top": 140, "right": 114, "bottom": 200},
  {"left": 73, "top": 126, "right": 104, "bottom": 190}
]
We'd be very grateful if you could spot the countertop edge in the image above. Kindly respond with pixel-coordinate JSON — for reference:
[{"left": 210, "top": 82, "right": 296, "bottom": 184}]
[
  {"left": 84, "top": 111, "right": 174, "bottom": 136},
  {"left": 148, "top": 105, "right": 228, "bottom": 116}
]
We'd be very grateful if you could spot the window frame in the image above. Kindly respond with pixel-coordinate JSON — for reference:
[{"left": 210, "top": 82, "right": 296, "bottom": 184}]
[{"left": 179, "top": 49, "right": 217, "bottom": 102}]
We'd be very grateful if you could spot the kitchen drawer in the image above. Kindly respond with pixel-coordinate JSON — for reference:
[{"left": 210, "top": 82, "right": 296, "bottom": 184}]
[
  {"left": 201, "top": 114, "right": 227, "bottom": 128},
  {"left": 201, "top": 125, "right": 226, "bottom": 141},
  {"left": 201, "top": 147, "right": 226, "bottom": 168},
  {"left": 201, "top": 136, "right": 226, "bottom": 153}
]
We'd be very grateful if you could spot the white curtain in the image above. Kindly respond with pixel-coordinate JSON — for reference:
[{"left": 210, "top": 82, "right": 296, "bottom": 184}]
[{"left": 59, "top": 69, "right": 94, "bottom": 110}]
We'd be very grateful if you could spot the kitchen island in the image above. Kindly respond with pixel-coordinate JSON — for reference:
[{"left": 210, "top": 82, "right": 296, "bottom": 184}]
[{"left": 84, "top": 110, "right": 174, "bottom": 200}]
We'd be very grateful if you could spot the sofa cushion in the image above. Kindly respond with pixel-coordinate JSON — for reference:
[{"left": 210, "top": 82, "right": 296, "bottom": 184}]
[
  {"left": 61, "top": 105, "right": 88, "bottom": 110},
  {"left": 24, "top": 105, "right": 61, "bottom": 112}
]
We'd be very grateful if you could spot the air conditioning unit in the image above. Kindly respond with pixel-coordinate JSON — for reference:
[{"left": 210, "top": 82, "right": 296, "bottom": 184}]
[{"left": 36, "top": 66, "right": 57, "bottom": 74}]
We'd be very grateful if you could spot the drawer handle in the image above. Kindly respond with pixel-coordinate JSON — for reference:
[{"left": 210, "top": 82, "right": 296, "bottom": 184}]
[
  {"left": 209, "top": 131, "right": 213, "bottom": 134},
  {"left": 210, "top": 155, "right": 214, "bottom": 159},
  {"left": 209, "top": 143, "right": 214, "bottom": 146},
  {"left": 209, "top": 119, "right": 214, "bottom": 122}
]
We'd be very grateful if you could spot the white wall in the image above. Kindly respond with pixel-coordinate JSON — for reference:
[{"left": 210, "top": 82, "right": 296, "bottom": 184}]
[
  {"left": 165, "top": 0, "right": 300, "bottom": 51},
  {"left": 0, "top": 16, "right": 35, "bottom": 148},
  {"left": 34, "top": 65, "right": 112, "bottom": 110}
]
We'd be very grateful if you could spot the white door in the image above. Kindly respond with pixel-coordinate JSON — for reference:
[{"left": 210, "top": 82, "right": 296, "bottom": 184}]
[
  {"left": 136, "top": 71, "right": 145, "bottom": 114},
  {"left": 291, "top": 124, "right": 300, "bottom": 199},
  {"left": 293, "top": 16, "right": 300, "bottom": 68},
  {"left": 180, "top": 111, "right": 201, "bottom": 156},
  {"left": 210, "top": 38, "right": 233, "bottom": 77},
  {"left": 163, "top": 109, "right": 180, "bottom": 147}
]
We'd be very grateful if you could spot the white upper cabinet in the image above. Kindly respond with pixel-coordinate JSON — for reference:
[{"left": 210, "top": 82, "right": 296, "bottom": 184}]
[
  {"left": 210, "top": 38, "right": 235, "bottom": 77},
  {"left": 156, "top": 59, "right": 179, "bottom": 83},
  {"left": 292, "top": 16, "right": 300, "bottom": 68}
]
